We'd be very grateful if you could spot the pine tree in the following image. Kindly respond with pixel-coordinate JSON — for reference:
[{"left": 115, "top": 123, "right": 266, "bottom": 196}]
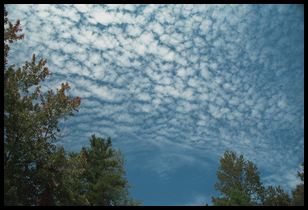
[
  {"left": 81, "top": 135, "right": 130, "bottom": 206},
  {"left": 57, "top": 135, "right": 139, "bottom": 206}
]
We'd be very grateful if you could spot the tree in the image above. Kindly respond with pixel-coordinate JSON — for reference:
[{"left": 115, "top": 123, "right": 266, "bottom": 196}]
[
  {"left": 4, "top": 6, "right": 24, "bottom": 68},
  {"left": 212, "top": 151, "right": 264, "bottom": 206},
  {"left": 262, "top": 186, "right": 291, "bottom": 206},
  {"left": 211, "top": 151, "right": 297, "bottom": 206},
  {"left": 4, "top": 6, "right": 81, "bottom": 205},
  {"left": 291, "top": 162, "right": 304, "bottom": 206},
  {"left": 79, "top": 135, "right": 132, "bottom": 206},
  {"left": 56, "top": 135, "right": 139, "bottom": 206}
]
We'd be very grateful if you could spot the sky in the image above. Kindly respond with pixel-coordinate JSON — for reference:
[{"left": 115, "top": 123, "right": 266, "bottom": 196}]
[{"left": 6, "top": 4, "right": 304, "bottom": 206}]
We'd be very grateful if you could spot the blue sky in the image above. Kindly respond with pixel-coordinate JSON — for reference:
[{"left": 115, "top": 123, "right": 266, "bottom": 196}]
[{"left": 6, "top": 4, "right": 304, "bottom": 206}]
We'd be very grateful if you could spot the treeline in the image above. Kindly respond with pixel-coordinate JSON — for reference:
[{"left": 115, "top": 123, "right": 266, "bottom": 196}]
[{"left": 4, "top": 7, "right": 303, "bottom": 206}]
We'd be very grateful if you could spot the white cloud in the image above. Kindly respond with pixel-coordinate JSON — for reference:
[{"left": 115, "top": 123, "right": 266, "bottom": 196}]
[
  {"left": 95, "top": 34, "right": 119, "bottom": 50},
  {"left": 177, "top": 68, "right": 190, "bottom": 79},
  {"left": 149, "top": 22, "right": 165, "bottom": 35},
  {"left": 200, "top": 67, "right": 210, "bottom": 80},
  {"left": 126, "top": 24, "right": 142, "bottom": 37},
  {"left": 89, "top": 9, "right": 136, "bottom": 25},
  {"left": 229, "top": 96, "right": 240, "bottom": 106},
  {"left": 200, "top": 19, "right": 212, "bottom": 33},
  {"left": 139, "top": 32, "right": 155, "bottom": 44},
  {"left": 89, "top": 52, "right": 102, "bottom": 65},
  {"left": 277, "top": 98, "right": 287, "bottom": 109},
  {"left": 136, "top": 92, "right": 152, "bottom": 101}
]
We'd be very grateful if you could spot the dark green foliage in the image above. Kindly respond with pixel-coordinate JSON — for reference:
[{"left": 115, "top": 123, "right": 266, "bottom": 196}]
[
  {"left": 262, "top": 186, "right": 291, "bottom": 206},
  {"left": 61, "top": 135, "right": 137, "bottom": 206},
  {"left": 292, "top": 185, "right": 304, "bottom": 206},
  {"left": 291, "top": 162, "right": 304, "bottom": 206},
  {"left": 212, "top": 188, "right": 251, "bottom": 206},
  {"left": 83, "top": 135, "right": 127, "bottom": 205}
]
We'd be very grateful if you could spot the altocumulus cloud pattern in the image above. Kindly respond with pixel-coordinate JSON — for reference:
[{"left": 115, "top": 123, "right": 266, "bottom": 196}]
[{"left": 7, "top": 4, "right": 304, "bottom": 205}]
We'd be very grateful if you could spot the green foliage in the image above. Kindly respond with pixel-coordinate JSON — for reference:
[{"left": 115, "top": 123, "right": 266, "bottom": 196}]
[
  {"left": 73, "top": 135, "right": 133, "bottom": 206},
  {"left": 291, "top": 162, "right": 304, "bottom": 206},
  {"left": 212, "top": 151, "right": 264, "bottom": 206},
  {"left": 85, "top": 136, "right": 125, "bottom": 205},
  {"left": 291, "top": 184, "right": 304, "bottom": 206},
  {"left": 212, "top": 188, "right": 251, "bottom": 206},
  {"left": 262, "top": 186, "right": 291, "bottom": 206},
  {"left": 49, "top": 135, "right": 139, "bottom": 206}
]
